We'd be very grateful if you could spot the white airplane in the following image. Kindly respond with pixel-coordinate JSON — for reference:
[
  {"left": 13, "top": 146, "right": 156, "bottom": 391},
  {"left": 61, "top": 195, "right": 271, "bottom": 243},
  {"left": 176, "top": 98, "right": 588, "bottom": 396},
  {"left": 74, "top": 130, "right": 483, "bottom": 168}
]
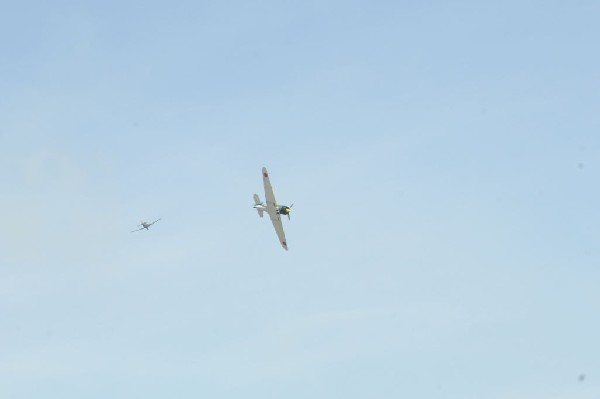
[
  {"left": 253, "top": 167, "right": 292, "bottom": 251},
  {"left": 131, "top": 218, "right": 161, "bottom": 232}
]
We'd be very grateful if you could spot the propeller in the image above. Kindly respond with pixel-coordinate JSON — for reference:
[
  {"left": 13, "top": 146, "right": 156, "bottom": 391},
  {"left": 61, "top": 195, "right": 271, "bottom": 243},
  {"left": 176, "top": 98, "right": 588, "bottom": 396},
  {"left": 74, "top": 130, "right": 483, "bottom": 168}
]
[{"left": 287, "top": 204, "right": 294, "bottom": 220}]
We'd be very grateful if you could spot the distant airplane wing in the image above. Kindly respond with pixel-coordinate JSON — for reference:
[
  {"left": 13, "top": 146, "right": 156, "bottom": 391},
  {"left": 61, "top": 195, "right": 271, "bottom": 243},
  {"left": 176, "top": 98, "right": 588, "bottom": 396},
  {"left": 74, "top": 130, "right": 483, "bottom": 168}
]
[
  {"left": 131, "top": 227, "right": 145, "bottom": 233},
  {"left": 262, "top": 167, "right": 277, "bottom": 210},
  {"left": 149, "top": 218, "right": 161, "bottom": 226},
  {"left": 269, "top": 212, "right": 288, "bottom": 250},
  {"left": 262, "top": 167, "right": 288, "bottom": 250}
]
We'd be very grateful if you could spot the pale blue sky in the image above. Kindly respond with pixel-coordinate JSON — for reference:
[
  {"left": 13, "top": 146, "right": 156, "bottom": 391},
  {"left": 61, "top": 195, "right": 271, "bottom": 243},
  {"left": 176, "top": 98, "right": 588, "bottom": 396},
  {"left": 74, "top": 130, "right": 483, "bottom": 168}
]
[{"left": 1, "top": 1, "right": 599, "bottom": 398}]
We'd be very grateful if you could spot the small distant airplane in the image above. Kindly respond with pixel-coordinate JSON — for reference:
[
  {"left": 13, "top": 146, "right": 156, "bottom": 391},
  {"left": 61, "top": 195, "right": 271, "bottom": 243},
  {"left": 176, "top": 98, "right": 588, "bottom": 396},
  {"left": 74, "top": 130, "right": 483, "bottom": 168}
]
[
  {"left": 253, "top": 167, "right": 292, "bottom": 251},
  {"left": 131, "top": 218, "right": 161, "bottom": 232}
]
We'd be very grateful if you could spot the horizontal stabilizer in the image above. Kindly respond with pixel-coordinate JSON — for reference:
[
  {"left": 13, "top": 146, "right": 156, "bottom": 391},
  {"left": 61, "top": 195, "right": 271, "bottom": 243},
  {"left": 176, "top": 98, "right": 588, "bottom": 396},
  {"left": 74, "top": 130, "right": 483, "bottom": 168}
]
[
  {"left": 257, "top": 208, "right": 264, "bottom": 218},
  {"left": 253, "top": 193, "right": 262, "bottom": 205}
]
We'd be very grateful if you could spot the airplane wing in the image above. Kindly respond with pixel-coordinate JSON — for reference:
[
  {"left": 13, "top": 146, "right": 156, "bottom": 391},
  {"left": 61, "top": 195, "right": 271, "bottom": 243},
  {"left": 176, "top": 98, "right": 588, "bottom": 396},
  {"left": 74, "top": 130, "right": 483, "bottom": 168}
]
[
  {"left": 262, "top": 167, "right": 277, "bottom": 209},
  {"left": 269, "top": 212, "right": 288, "bottom": 251},
  {"left": 262, "top": 167, "right": 288, "bottom": 250},
  {"left": 131, "top": 227, "right": 145, "bottom": 233},
  {"left": 149, "top": 218, "right": 161, "bottom": 226}
]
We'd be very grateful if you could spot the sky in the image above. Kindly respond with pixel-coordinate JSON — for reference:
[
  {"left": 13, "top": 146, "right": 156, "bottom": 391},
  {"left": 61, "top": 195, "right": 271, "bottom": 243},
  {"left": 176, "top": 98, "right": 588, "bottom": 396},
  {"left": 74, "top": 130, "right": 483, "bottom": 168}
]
[{"left": 1, "top": 1, "right": 599, "bottom": 398}]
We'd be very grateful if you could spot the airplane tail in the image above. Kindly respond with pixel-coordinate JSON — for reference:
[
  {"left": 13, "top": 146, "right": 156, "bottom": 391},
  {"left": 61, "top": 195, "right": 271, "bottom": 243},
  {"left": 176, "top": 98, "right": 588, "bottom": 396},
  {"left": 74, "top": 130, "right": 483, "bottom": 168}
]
[{"left": 254, "top": 194, "right": 264, "bottom": 218}]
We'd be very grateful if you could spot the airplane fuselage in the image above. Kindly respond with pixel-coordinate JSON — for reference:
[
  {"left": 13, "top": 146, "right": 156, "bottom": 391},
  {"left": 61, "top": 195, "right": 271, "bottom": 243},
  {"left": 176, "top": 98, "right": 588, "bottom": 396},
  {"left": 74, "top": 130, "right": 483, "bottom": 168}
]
[
  {"left": 253, "top": 204, "right": 290, "bottom": 215},
  {"left": 131, "top": 218, "right": 161, "bottom": 233}
]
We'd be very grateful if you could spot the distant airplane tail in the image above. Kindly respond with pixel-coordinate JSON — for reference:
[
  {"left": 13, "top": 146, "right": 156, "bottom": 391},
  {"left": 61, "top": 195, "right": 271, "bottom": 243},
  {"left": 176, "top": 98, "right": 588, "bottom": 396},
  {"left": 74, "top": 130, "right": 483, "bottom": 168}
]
[{"left": 253, "top": 194, "right": 264, "bottom": 218}]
